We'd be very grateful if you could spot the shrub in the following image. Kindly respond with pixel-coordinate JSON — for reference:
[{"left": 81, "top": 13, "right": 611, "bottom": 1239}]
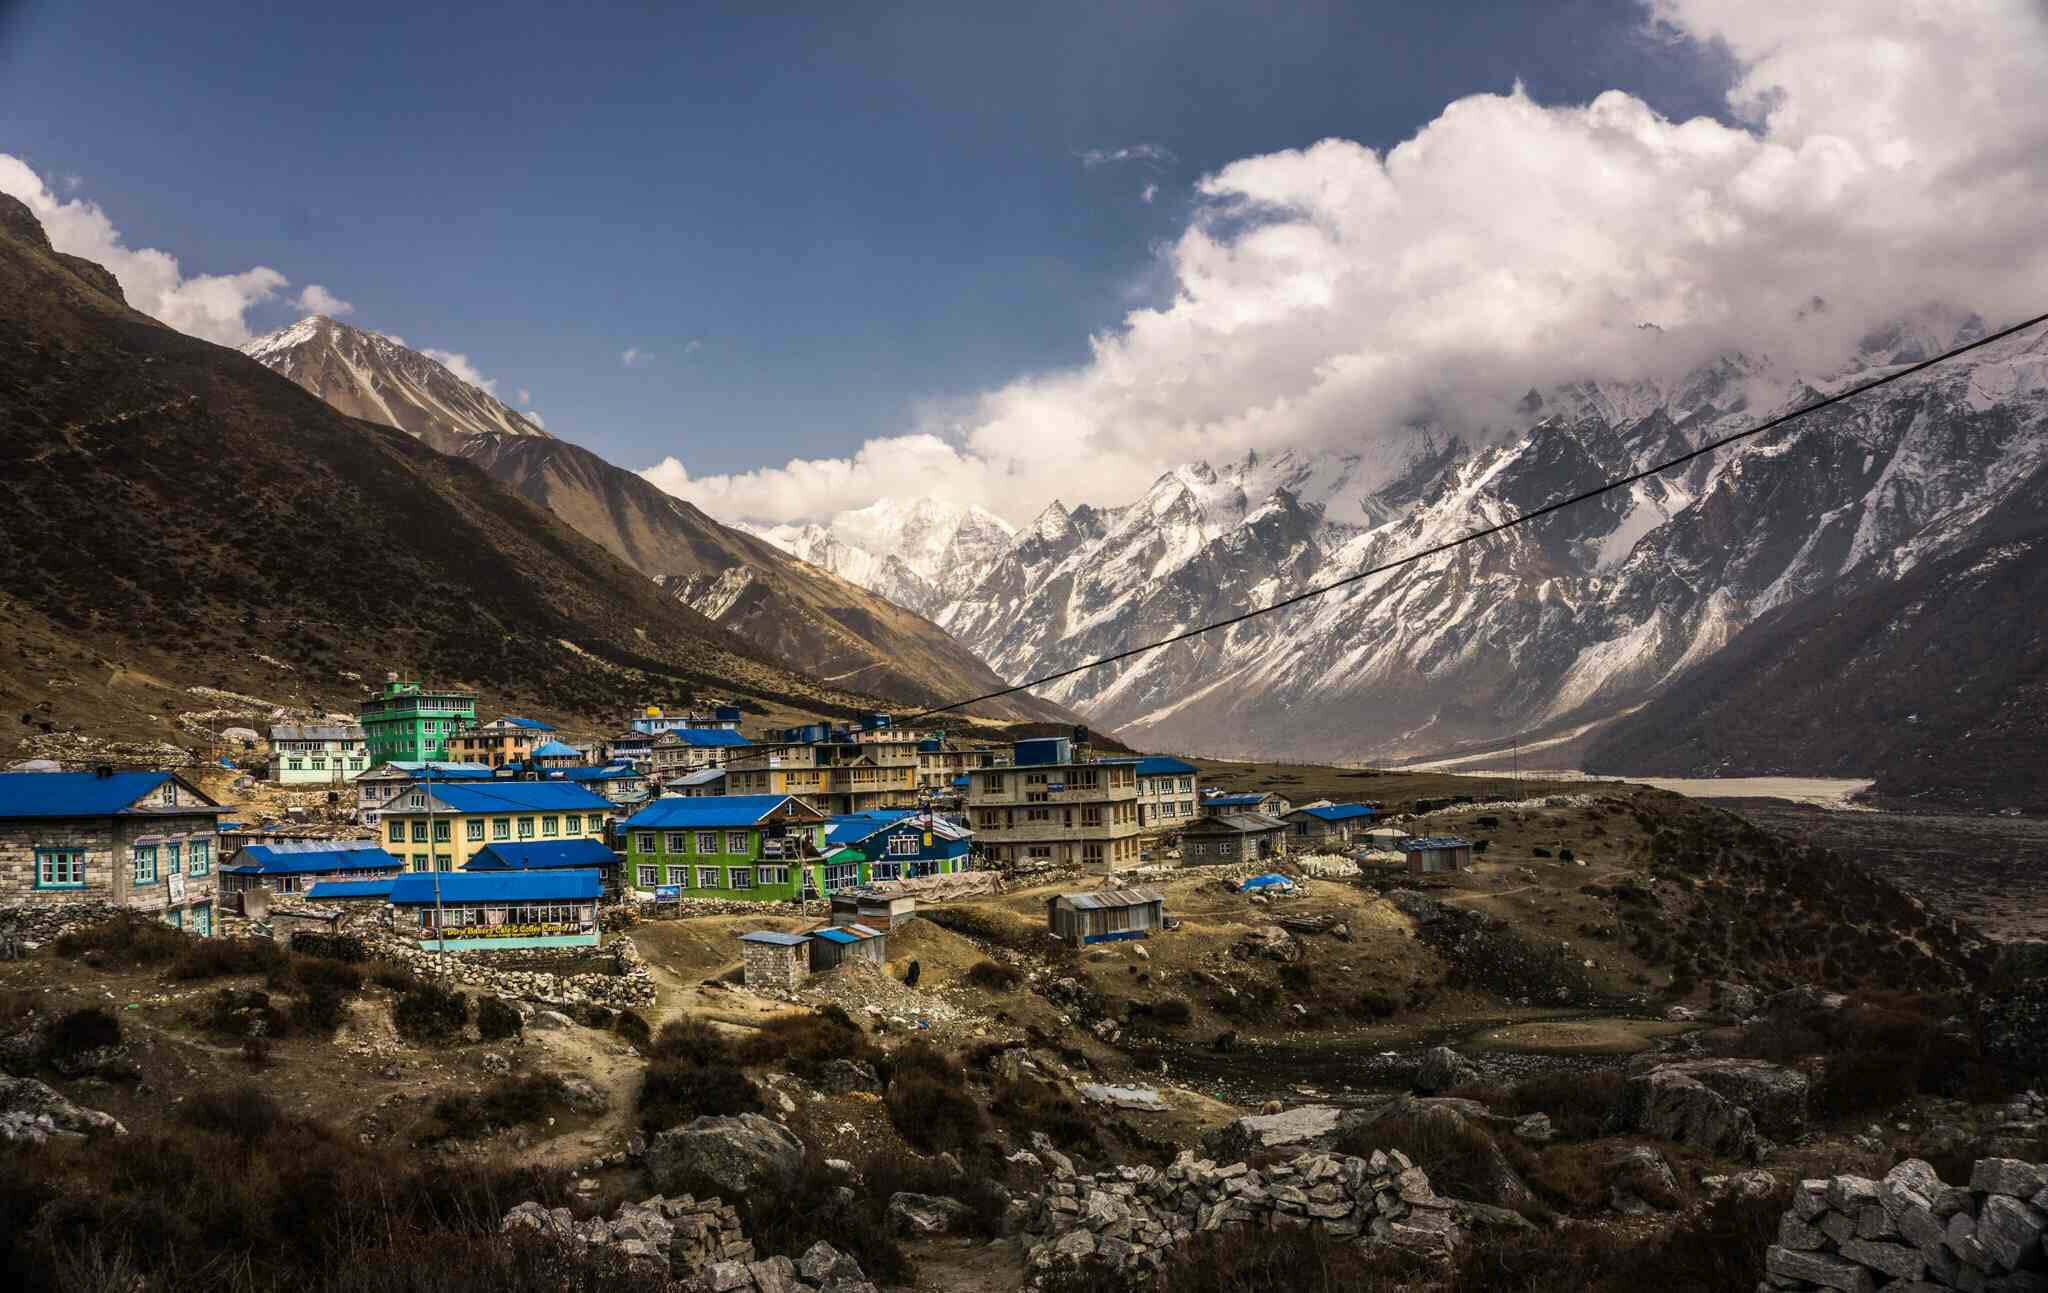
[
  {"left": 287, "top": 931, "right": 366, "bottom": 963},
  {"left": 650, "top": 1019, "right": 730, "bottom": 1065},
  {"left": 370, "top": 962, "right": 424, "bottom": 994},
  {"left": 656, "top": 1152, "right": 907, "bottom": 1286},
  {"left": 1278, "top": 963, "right": 1314, "bottom": 992},
  {"left": 477, "top": 996, "right": 523, "bottom": 1042},
  {"left": 1454, "top": 1187, "right": 1784, "bottom": 1292},
  {"left": 1337, "top": 1111, "right": 1516, "bottom": 1212},
  {"left": 862, "top": 1149, "right": 1010, "bottom": 1237},
  {"left": 54, "top": 912, "right": 187, "bottom": 964},
  {"left": 1559, "top": 848, "right": 1575, "bottom": 863},
  {"left": 199, "top": 988, "right": 288, "bottom": 1039},
  {"left": 1495, "top": 1071, "right": 1622, "bottom": 1141},
  {"left": 1151, "top": 997, "right": 1193, "bottom": 1027},
  {"left": 966, "top": 960, "right": 1023, "bottom": 991},
  {"left": 168, "top": 936, "right": 288, "bottom": 981},
  {"left": 428, "top": 1074, "right": 571, "bottom": 1142},
  {"left": 240, "top": 1037, "right": 271, "bottom": 1070},
  {"left": 886, "top": 1071, "right": 985, "bottom": 1155},
  {"left": 183, "top": 1085, "right": 290, "bottom": 1142},
  {"left": 393, "top": 983, "right": 468, "bottom": 1042},
  {"left": 737, "top": 1008, "right": 881, "bottom": 1083},
  {"left": 290, "top": 983, "right": 350, "bottom": 1034},
  {"left": 612, "top": 1009, "right": 651, "bottom": 1050},
  {"left": 638, "top": 1058, "right": 760, "bottom": 1132},
  {"left": 44, "top": 1007, "right": 120, "bottom": 1063},
  {"left": 287, "top": 955, "right": 365, "bottom": 996},
  {"left": 989, "top": 1076, "right": 1100, "bottom": 1156}
]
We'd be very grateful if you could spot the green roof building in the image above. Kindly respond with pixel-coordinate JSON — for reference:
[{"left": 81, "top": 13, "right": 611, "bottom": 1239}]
[{"left": 360, "top": 679, "right": 478, "bottom": 767}]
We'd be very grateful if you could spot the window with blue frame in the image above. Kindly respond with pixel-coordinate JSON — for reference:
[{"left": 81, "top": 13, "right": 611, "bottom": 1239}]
[
  {"left": 35, "top": 849, "right": 86, "bottom": 889},
  {"left": 192, "top": 904, "right": 212, "bottom": 937},
  {"left": 166, "top": 841, "right": 182, "bottom": 875},
  {"left": 132, "top": 845, "right": 158, "bottom": 885},
  {"left": 189, "top": 840, "right": 211, "bottom": 875}
]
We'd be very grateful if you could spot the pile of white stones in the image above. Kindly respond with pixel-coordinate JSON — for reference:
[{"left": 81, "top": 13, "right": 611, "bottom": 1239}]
[
  {"left": 502, "top": 1194, "right": 878, "bottom": 1293},
  {"left": 1022, "top": 1146, "right": 1461, "bottom": 1284},
  {"left": 1766, "top": 1157, "right": 2048, "bottom": 1292}
]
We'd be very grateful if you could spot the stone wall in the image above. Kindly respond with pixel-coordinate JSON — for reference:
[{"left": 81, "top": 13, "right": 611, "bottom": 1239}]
[
  {"left": 740, "top": 940, "right": 808, "bottom": 994},
  {"left": 1765, "top": 1157, "right": 2048, "bottom": 1292},
  {"left": 364, "top": 931, "right": 656, "bottom": 1010},
  {"left": 501, "top": 1193, "right": 877, "bottom": 1292},
  {"left": 0, "top": 810, "right": 219, "bottom": 921},
  {"left": 0, "top": 898, "right": 123, "bottom": 947},
  {"left": 1021, "top": 1145, "right": 1461, "bottom": 1284}
]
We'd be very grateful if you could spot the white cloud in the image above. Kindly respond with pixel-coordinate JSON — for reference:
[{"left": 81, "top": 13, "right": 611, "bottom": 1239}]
[
  {"left": 621, "top": 346, "right": 650, "bottom": 368},
  {"left": 1079, "top": 144, "right": 1176, "bottom": 168},
  {"left": 1140, "top": 184, "right": 1159, "bottom": 204},
  {"left": 423, "top": 348, "right": 497, "bottom": 395},
  {"left": 295, "top": 283, "right": 353, "bottom": 316},
  {"left": 648, "top": 0, "right": 2048, "bottom": 529},
  {"left": 0, "top": 154, "right": 291, "bottom": 346}
]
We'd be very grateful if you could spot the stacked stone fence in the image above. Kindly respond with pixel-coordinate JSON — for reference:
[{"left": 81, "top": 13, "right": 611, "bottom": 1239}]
[
  {"left": 0, "top": 899, "right": 122, "bottom": 948},
  {"left": 365, "top": 931, "right": 656, "bottom": 1011},
  {"left": 1021, "top": 1146, "right": 1460, "bottom": 1285},
  {"left": 502, "top": 1193, "right": 877, "bottom": 1292},
  {"left": 1765, "top": 1157, "right": 2048, "bottom": 1292}
]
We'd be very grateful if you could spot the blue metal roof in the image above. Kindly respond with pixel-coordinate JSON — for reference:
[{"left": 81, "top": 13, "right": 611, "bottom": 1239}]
[
  {"left": 416, "top": 782, "right": 616, "bottom": 813},
  {"left": 811, "top": 926, "right": 876, "bottom": 945},
  {"left": 305, "top": 879, "right": 396, "bottom": 899},
  {"left": 228, "top": 842, "right": 404, "bottom": 875},
  {"left": 621, "top": 794, "right": 812, "bottom": 829},
  {"left": 1404, "top": 836, "right": 1474, "bottom": 850},
  {"left": 1204, "top": 792, "right": 1272, "bottom": 807},
  {"left": 498, "top": 717, "right": 555, "bottom": 730},
  {"left": 467, "top": 839, "right": 619, "bottom": 871},
  {"left": 382, "top": 762, "right": 498, "bottom": 778},
  {"left": 549, "top": 765, "right": 640, "bottom": 782},
  {"left": 531, "top": 740, "right": 583, "bottom": 758},
  {"left": 0, "top": 771, "right": 209, "bottom": 819},
  {"left": 824, "top": 810, "right": 920, "bottom": 844},
  {"left": 671, "top": 729, "right": 751, "bottom": 747},
  {"left": 1135, "top": 756, "right": 1199, "bottom": 776},
  {"left": 389, "top": 870, "right": 602, "bottom": 904},
  {"left": 1295, "top": 803, "right": 1376, "bottom": 822}
]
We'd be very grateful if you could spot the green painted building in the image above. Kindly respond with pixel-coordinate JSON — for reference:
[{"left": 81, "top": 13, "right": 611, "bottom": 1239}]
[
  {"left": 619, "top": 793, "right": 847, "bottom": 900},
  {"left": 360, "top": 679, "right": 478, "bottom": 767}
]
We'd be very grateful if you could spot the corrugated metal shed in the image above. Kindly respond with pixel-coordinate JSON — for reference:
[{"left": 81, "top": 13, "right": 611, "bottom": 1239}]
[
  {"left": 1060, "top": 887, "right": 1165, "bottom": 910},
  {"left": 811, "top": 922, "right": 883, "bottom": 945}
]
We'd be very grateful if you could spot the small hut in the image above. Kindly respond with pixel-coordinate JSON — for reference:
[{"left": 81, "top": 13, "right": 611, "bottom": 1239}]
[
  {"left": 829, "top": 888, "right": 916, "bottom": 931},
  {"left": 808, "top": 923, "right": 887, "bottom": 973},
  {"left": 1045, "top": 887, "right": 1166, "bottom": 944},
  {"left": 1402, "top": 836, "right": 1474, "bottom": 875},
  {"left": 737, "top": 930, "right": 810, "bottom": 993}
]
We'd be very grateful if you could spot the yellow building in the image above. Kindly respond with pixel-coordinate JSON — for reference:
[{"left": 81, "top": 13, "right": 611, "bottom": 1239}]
[
  {"left": 374, "top": 781, "right": 618, "bottom": 872},
  {"left": 448, "top": 717, "right": 557, "bottom": 769}
]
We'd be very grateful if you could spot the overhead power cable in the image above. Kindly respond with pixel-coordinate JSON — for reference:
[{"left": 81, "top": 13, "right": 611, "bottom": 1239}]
[{"left": 905, "top": 309, "right": 2048, "bottom": 723}]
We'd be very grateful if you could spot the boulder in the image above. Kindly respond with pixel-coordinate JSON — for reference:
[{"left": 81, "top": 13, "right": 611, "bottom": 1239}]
[
  {"left": 1231, "top": 928, "right": 1303, "bottom": 963},
  {"left": 886, "top": 1192, "right": 975, "bottom": 1237},
  {"left": 646, "top": 1113, "right": 803, "bottom": 1197},
  {"left": 1606, "top": 1145, "right": 1681, "bottom": 1215},
  {"left": 812, "top": 1058, "right": 882, "bottom": 1095},
  {"left": 1641, "top": 1058, "right": 1808, "bottom": 1139},
  {"left": 1201, "top": 1104, "right": 1345, "bottom": 1160},
  {"left": 0, "top": 1074, "right": 126, "bottom": 1144},
  {"left": 1708, "top": 980, "right": 1761, "bottom": 1019},
  {"left": 1414, "top": 1046, "right": 1482, "bottom": 1095},
  {"left": 1613, "top": 1066, "right": 1759, "bottom": 1160}
]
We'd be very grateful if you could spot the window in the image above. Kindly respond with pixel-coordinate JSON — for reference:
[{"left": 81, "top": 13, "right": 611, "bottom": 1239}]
[
  {"left": 35, "top": 849, "right": 85, "bottom": 889},
  {"left": 730, "top": 868, "right": 753, "bottom": 890},
  {"left": 1082, "top": 843, "right": 1104, "bottom": 866},
  {"left": 637, "top": 865, "right": 658, "bottom": 887},
  {"left": 493, "top": 817, "right": 512, "bottom": 840},
  {"left": 726, "top": 831, "right": 748, "bottom": 854},
  {"left": 433, "top": 819, "right": 451, "bottom": 844},
  {"left": 189, "top": 840, "right": 211, "bottom": 876},
  {"left": 667, "top": 865, "right": 688, "bottom": 885},
  {"left": 823, "top": 863, "right": 859, "bottom": 891},
  {"left": 165, "top": 841, "right": 182, "bottom": 875},
  {"left": 696, "top": 831, "right": 719, "bottom": 854},
  {"left": 413, "top": 854, "right": 432, "bottom": 872},
  {"left": 542, "top": 816, "right": 559, "bottom": 837},
  {"left": 517, "top": 817, "right": 535, "bottom": 839},
  {"left": 666, "top": 832, "right": 686, "bottom": 853},
  {"left": 758, "top": 866, "right": 790, "bottom": 886},
  {"left": 160, "top": 782, "right": 177, "bottom": 806},
  {"left": 411, "top": 821, "right": 428, "bottom": 844},
  {"left": 407, "top": 790, "right": 426, "bottom": 809},
  {"left": 287, "top": 758, "right": 304, "bottom": 771},
  {"left": 636, "top": 832, "right": 657, "bottom": 853},
  {"left": 984, "top": 773, "right": 1005, "bottom": 794},
  {"left": 697, "top": 866, "right": 720, "bottom": 889},
  {"left": 131, "top": 845, "right": 158, "bottom": 885},
  {"left": 388, "top": 820, "right": 404, "bottom": 843},
  {"left": 872, "top": 860, "right": 900, "bottom": 881},
  {"left": 466, "top": 819, "right": 484, "bottom": 842},
  {"left": 436, "top": 854, "right": 452, "bottom": 871},
  {"left": 888, "top": 834, "right": 918, "bottom": 857},
  {"left": 565, "top": 814, "right": 582, "bottom": 834}
]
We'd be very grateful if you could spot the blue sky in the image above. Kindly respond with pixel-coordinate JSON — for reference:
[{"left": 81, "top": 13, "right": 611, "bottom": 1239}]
[{"left": 0, "top": 0, "right": 1740, "bottom": 481}]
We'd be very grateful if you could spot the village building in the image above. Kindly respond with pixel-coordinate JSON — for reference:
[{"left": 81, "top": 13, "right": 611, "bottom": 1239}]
[
  {"left": 464, "top": 837, "right": 625, "bottom": 900},
  {"left": 630, "top": 705, "right": 744, "bottom": 735},
  {"left": 725, "top": 721, "right": 922, "bottom": 815},
  {"left": 390, "top": 870, "right": 602, "bottom": 951},
  {"left": 649, "top": 728, "right": 752, "bottom": 781},
  {"left": 350, "top": 761, "right": 497, "bottom": 825},
  {"left": 1202, "top": 790, "right": 1295, "bottom": 818},
  {"left": 668, "top": 767, "right": 728, "bottom": 797},
  {"left": 823, "top": 811, "right": 973, "bottom": 882},
  {"left": 964, "top": 737, "right": 1141, "bottom": 873},
  {"left": 620, "top": 794, "right": 838, "bottom": 900},
  {"left": 359, "top": 678, "right": 478, "bottom": 767},
  {"left": 0, "top": 770, "right": 224, "bottom": 935},
  {"left": 1363, "top": 827, "right": 1411, "bottom": 852},
  {"left": 807, "top": 922, "right": 887, "bottom": 973},
  {"left": 1134, "top": 756, "right": 1200, "bottom": 831},
  {"left": 542, "top": 764, "right": 652, "bottom": 806},
  {"left": 375, "top": 781, "right": 618, "bottom": 874},
  {"left": 217, "top": 821, "right": 371, "bottom": 864},
  {"left": 448, "top": 716, "right": 555, "bottom": 769},
  {"left": 913, "top": 737, "right": 1005, "bottom": 789},
  {"left": 269, "top": 723, "right": 368, "bottom": 785},
  {"left": 1283, "top": 802, "right": 1378, "bottom": 849},
  {"left": 219, "top": 841, "right": 403, "bottom": 908},
  {"left": 1403, "top": 835, "right": 1475, "bottom": 875},
  {"left": 736, "top": 930, "right": 810, "bottom": 992},
  {"left": 828, "top": 888, "right": 916, "bottom": 931},
  {"left": 1045, "top": 887, "right": 1166, "bottom": 944},
  {"left": 603, "top": 730, "right": 656, "bottom": 769},
  {"left": 1178, "top": 812, "right": 1290, "bottom": 865},
  {"left": 529, "top": 740, "right": 588, "bottom": 770}
]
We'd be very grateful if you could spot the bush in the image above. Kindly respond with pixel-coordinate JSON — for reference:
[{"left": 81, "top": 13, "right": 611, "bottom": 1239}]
[
  {"left": 287, "top": 955, "right": 365, "bottom": 996},
  {"left": 886, "top": 1071, "right": 985, "bottom": 1155},
  {"left": 183, "top": 1085, "right": 290, "bottom": 1142},
  {"left": 1337, "top": 1111, "right": 1520, "bottom": 1214},
  {"left": 612, "top": 1009, "right": 651, "bottom": 1051},
  {"left": 428, "top": 1074, "right": 571, "bottom": 1142},
  {"left": 240, "top": 1037, "right": 271, "bottom": 1070},
  {"left": 737, "top": 1008, "right": 881, "bottom": 1083},
  {"left": 199, "top": 988, "right": 288, "bottom": 1039},
  {"left": 44, "top": 1007, "right": 120, "bottom": 1063},
  {"left": 54, "top": 912, "right": 187, "bottom": 964},
  {"left": 290, "top": 983, "right": 350, "bottom": 1033},
  {"left": 1278, "top": 963, "right": 1314, "bottom": 992},
  {"left": 287, "top": 931, "right": 366, "bottom": 963},
  {"left": 862, "top": 1149, "right": 1010, "bottom": 1237},
  {"left": 1495, "top": 1071, "right": 1622, "bottom": 1141},
  {"left": 168, "top": 936, "right": 288, "bottom": 981},
  {"left": 370, "top": 962, "right": 424, "bottom": 994},
  {"left": 650, "top": 1019, "right": 729, "bottom": 1065},
  {"left": 965, "top": 960, "right": 1023, "bottom": 992},
  {"left": 638, "top": 1057, "right": 760, "bottom": 1132},
  {"left": 477, "top": 996, "right": 523, "bottom": 1042},
  {"left": 1150, "top": 997, "right": 1193, "bottom": 1027},
  {"left": 393, "top": 983, "right": 468, "bottom": 1042},
  {"left": 1454, "top": 1187, "right": 1784, "bottom": 1292},
  {"left": 989, "top": 1076, "right": 1100, "bottom": 1156}
]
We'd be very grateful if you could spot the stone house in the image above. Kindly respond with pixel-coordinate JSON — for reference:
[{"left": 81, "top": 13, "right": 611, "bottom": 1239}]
[
  {"left": 219, "top": 840, "right": 404, "bottom": 903},
  {"left": 736, "top": 930, "right": 810, "bottom": 992},
  {"left": 649, "top": 729, "right": 752, "bottom": 781},
  {"left": 448, "top": 716, "right": 555, "bottom": 769},
  {"left": 1201, "top": 790, "right": 1294, "bottom": 818},
  {"left": 964, "top": 750, "right": 1142, "bottom": 873},
  {"left": 0, "top": 769, "right": 224, "bottom": 936},
  {"left": 1178, "top": 812, "right": 1290, "bottom": 865},
  {"left": 1282, "top": 802, "right": 1377, "bottom": 849},
  {"left": 823, "top": 811, "right": 973, "bottom": 883},
  {"left": 464, "top": 838, "right": 625, "bottom": 901},
  {"left": 351, "top": 762, "right": 496, "bottom": 825}
]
